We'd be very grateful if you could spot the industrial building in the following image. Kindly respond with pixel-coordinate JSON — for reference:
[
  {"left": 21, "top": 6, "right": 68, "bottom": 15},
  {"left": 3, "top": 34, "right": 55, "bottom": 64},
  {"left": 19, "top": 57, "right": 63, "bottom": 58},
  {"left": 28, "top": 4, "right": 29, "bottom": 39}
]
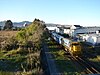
[{"left": 73, "top": 27, "right": 100, "bottom": 37}]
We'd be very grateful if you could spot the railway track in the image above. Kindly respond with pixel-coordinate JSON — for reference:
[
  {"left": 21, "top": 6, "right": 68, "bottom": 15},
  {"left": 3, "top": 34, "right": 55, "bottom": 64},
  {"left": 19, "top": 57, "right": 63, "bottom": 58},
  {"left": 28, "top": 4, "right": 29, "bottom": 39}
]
[
  {"left": 77, "top": 57, "right": 100, "bottom": 74},
  {"left": 69, "top": 54, "right": 100, "bottom": 74}
]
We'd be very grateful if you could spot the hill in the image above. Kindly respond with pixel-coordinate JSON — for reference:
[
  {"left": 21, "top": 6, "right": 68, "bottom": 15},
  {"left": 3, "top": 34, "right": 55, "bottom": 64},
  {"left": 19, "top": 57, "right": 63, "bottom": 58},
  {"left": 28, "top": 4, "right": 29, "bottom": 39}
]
[{"left": 0, "top": 21, "right": 32, "bottom": 28}]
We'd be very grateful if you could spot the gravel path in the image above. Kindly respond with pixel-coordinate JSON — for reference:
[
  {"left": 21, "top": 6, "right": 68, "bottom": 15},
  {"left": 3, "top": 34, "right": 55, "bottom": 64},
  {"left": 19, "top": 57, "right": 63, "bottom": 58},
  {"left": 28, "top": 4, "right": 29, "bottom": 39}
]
[{"left": 43, "top": 42, "right": 61, "bottom": 75}]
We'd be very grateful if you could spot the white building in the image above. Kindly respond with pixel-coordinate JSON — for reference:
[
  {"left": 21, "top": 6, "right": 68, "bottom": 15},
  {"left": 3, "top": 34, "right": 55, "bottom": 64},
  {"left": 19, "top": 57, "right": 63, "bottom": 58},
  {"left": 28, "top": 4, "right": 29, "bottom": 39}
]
[
  {"left": 79, "top": 34, "right": 100, "bottom": 46},
  {"left": 46, "top": 27, "right": 57, "bottom": 31},
  {"left": 23, "top": 23, "right": 28, "bottom": 27},
  {"left": 55, "top": 25, "right": 71, "bottom": 35},
  {"left": 46, "top": 23, "right": 58, "bottom": 31},
  {"left": 72, "top": 26, "right": 100, "bottom": 37},
  {"left": 70, "top": 25, "right": 83, "bottom": 37}
]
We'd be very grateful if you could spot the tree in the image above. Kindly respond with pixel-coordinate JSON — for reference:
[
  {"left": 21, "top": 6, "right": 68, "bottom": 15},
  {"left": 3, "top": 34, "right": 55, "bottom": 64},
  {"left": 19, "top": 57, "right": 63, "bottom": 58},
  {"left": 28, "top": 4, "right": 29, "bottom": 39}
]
[
  {"left": 4, "top": 20, "right": 13, "bottom": 30},
  {"left": 0, "top": 26, "right": 2, "bottom": 30}
]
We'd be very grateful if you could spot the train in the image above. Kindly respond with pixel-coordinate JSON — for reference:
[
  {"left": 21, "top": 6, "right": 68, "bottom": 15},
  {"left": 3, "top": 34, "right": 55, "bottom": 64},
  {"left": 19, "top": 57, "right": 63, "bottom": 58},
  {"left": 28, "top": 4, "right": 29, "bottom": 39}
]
[{"left": 51, "top": 32, "right": 82, "bottom": 56}]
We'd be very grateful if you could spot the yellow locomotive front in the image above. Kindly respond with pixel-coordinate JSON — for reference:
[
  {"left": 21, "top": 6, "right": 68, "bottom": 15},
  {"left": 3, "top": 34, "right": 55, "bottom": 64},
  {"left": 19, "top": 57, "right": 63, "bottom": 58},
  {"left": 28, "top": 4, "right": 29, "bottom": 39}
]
[{"left": 70, "top": 42, "right": 82, "bottom": 56}]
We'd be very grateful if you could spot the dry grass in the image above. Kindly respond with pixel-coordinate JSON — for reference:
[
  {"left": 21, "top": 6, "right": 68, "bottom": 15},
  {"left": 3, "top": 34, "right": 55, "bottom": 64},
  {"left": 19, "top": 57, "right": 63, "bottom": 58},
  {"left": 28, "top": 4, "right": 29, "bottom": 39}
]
[
  {"left": 0, "top": 31, "right": 18, "bottom": 37},
  {"left": 0, "top": 31, "right": 18, "bottom": 43}
]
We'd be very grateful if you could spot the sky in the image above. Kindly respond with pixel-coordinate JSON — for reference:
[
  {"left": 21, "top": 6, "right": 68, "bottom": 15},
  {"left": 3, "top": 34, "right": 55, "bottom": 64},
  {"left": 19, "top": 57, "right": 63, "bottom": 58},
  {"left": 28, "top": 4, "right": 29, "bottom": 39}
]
[{"left": 0, "top": 0, "right": 100, "bottom": 26}]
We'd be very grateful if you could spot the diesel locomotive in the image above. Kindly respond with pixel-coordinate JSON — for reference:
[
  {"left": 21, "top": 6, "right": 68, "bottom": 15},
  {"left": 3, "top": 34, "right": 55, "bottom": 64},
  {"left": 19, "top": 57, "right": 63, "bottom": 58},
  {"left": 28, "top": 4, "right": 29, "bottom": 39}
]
[{"left": 51, "top": 32, "right": 82, "bottom": 56}]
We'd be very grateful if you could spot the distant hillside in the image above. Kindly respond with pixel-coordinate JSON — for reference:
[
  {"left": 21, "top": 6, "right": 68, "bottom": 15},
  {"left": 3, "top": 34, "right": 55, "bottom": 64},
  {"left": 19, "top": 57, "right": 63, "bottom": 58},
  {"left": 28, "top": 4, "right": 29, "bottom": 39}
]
[
  {"left": 0, "top": 21, "right": 32, "bottom": 27},
  {"left": 14, "top": 21, "right": 32, "bottom": 27},
  {"left": 0, "top": 21, "right": 5, "bottom": 27},
  {"left": 0, "top": 21, "right": 69, "bottom": 28},
  {"left": 45, "top": 23, "right": 71, "bottom": 27},
  {"left": 45, "top": 23, "right": 66, "bottom": 27}
]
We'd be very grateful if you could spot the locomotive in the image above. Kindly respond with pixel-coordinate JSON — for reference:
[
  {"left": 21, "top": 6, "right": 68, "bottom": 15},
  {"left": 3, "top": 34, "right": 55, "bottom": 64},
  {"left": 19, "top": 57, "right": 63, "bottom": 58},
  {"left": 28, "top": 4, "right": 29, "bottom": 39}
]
[{"left": 51, "top": 32, "right": 82, "bottom": 56}]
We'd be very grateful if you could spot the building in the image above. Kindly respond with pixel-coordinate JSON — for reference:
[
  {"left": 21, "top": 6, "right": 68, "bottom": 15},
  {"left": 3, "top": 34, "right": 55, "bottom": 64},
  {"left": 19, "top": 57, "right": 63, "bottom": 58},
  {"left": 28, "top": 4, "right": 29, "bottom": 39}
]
[
  {"left": 46, "top": 23, "right": 57, "bottom": 32},
  {"left": 23, "top": 23, "right": 28, "bottom": 27},
  {"left": 69, "top": 25, "right": 82, "bottom": 37},
  {"left": 46, "top": 27, "right": 57, "bottom": 31},
  {"left": 79, "top": 34, "right": 100, "bottom": 46},
  {"left": 46, "top": 23, "right": 100, "bottom": 40},
  {"left": 55, "top": 25, "right": 71, "bottom": 35},
  {"left": 73, "top": 27, "right": 100, "bottom": 37}
]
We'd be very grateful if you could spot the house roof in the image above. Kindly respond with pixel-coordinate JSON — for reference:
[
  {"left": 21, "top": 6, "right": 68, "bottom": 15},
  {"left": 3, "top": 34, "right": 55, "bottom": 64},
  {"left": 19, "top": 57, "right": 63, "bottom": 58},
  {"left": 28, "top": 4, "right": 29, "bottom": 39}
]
[
  {"left": 57, "top": 25, "right": 71, "bottom": 29},
  {"left": 74, "top": 25, "right": 82, "bottom": 28}
]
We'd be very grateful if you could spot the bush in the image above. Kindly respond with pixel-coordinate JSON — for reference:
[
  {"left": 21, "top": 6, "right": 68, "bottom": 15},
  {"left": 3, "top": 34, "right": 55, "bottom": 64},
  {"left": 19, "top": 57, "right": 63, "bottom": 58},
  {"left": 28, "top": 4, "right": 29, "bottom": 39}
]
[{"left": 0, "top": 37, "right": 18, "bottom": 51}]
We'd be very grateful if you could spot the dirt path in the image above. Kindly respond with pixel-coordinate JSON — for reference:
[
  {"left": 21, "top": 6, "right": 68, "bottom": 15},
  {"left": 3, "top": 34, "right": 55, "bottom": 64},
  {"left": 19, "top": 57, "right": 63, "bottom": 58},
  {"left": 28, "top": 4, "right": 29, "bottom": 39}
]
[{"left": 43, "top": 42, "right": 61, "bottom": 75}]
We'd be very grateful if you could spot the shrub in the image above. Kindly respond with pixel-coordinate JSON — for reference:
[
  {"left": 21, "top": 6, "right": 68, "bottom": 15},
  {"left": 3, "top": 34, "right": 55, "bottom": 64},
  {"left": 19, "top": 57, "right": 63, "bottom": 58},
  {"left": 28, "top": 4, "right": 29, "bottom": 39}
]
[{"left": 0, "top": 37, "right": 18, "bottom": 51}]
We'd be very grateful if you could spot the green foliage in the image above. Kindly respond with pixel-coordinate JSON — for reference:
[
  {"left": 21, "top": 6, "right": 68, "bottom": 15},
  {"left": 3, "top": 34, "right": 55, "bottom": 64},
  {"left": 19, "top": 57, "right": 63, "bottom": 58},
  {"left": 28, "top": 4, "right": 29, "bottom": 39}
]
[
  {"left": 16, "top": 29, "right": 27, "bottom": 44},
  {"left": 16, "top": 18, "right": 46, "bottom": 51},
  {"left": 15, "top": 18, "right": 46, "bottom": 74}
]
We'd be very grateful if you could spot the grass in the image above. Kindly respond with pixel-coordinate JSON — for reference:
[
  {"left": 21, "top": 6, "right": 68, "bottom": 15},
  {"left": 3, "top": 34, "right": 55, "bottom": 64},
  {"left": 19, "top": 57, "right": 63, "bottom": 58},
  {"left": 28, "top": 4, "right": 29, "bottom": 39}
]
[
  {"left": 0, "top": 49, "right": 28, "bottom": 73},
  {"left": 56, "top": 59, "right": 77, "bottom": 72},
  {"left": 97, "top": 55, "right": 100, "bottom": 60},
  {"left": 0, "top": 49, "right": 27, "bottom": 62},
  {"left": 63, "top": 72, "right": 81, "bottom": 75},
  {"left": 0, "top": 71, "right": 14, "bottom": 75},
  {"left": 89, "top": 57, "right": 100, "bottom": 62},
  {"left": 0, "top": 31, "right": 18, "bottom": 37},
  {"left": 89, "top": 56, "right": 100, "bottom": 66},
  {"left": 0, "top": 48, "right": 42, "bottom": 74},
  {"left": 0, "top": 31, "right": 18, "bottom": 43}
]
